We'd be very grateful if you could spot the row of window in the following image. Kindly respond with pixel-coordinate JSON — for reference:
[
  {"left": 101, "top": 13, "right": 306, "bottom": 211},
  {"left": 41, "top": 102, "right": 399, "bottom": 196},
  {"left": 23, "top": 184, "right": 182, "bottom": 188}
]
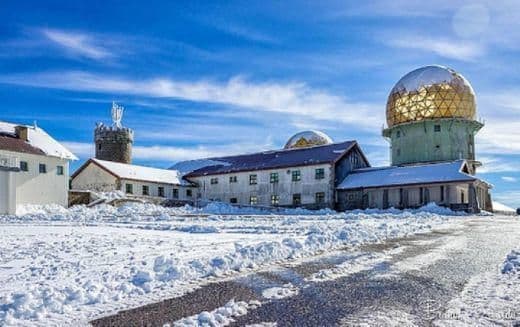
[
  {"left": 124, "top": 184, "right": 193, "bottom": 198},
  {"left": 228, "top": 192, "right": 326, "bottom": 206},
  {"left": 19, "top": 161, "right": 64, "bottom": 175},
  {"left": 395, "top": 124, "right": 442, "bottom": 139},
  {"left": 210, "top": 168, "right": 326, "bottom": 185}
]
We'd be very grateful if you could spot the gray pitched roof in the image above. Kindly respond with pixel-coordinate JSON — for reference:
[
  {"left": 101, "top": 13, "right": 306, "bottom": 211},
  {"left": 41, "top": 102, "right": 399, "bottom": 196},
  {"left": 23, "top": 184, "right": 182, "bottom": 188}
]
[
  {"left": 338, "top": 160, "right": 478, "bottom": 190},
  {"left": 172, "top": 141, "right": 359, "bottom": 177}
]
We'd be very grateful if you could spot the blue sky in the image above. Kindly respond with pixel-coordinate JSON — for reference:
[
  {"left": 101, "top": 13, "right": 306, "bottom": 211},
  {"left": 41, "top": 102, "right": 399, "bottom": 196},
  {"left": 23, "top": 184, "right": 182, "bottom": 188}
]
[{"left": 0, "top": 1, "right": 519, "bottom": 208}]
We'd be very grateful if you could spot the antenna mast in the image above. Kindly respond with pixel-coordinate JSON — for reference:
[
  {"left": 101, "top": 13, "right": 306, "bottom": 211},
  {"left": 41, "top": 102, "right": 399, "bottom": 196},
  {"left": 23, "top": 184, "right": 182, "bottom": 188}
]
[{"left": 111, "top": 102, "right": 124, "bottom": 128}]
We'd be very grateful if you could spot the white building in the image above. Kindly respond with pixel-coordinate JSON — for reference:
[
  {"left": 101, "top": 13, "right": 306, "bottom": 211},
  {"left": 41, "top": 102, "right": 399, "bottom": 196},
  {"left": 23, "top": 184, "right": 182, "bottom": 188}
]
[
  {"left": 71, "top": 158, "right": 196, "bottom": 201},
  {"left": 0, "top": 121, "right": 77, "bottom": 214}
]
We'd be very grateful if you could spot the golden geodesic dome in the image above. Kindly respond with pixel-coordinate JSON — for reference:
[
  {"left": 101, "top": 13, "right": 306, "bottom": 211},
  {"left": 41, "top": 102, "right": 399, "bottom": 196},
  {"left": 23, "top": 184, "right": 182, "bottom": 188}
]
[
  {"left": 284, "top": 130, "right": 333, "bottom": 149},
  {"left": 386, "top": 65, "right": 476, "bottom": 127}
]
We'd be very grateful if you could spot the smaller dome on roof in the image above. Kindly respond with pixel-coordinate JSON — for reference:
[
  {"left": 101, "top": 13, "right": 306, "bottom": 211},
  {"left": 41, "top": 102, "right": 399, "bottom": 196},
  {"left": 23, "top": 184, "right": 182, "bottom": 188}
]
[{"left": 284, "top": 130, "right": 333, "bottom": 149}]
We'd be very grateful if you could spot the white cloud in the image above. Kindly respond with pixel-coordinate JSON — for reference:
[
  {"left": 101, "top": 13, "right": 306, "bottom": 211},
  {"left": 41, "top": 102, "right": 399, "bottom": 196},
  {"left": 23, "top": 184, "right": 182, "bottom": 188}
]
[
  {"left": 387, "top": 36, "right": 484, "bottom": 61},
  {"left": 41, "top": 29, "right": 112, "bottom": 60},
  {"left": 477, "top": 156, "right": 520, "bottom": 174},
  {"left": 501, "top": 176, "right": 518, "bottom": 182},
  {"left": 63, "top": 141, "right": 274, "bottom": 163},
  {"left": 0, "top": 71, "right": 383, "bottom": 130}
]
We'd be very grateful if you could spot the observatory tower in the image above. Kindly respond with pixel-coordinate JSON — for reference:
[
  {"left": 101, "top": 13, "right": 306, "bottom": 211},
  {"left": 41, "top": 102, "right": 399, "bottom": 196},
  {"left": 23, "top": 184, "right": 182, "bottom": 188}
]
[
  {"left": 94, "top": 102, "right": 134, "bottom": 164},
  {"left": 383, "top": 65, "right": 483, "bottom": 173}
]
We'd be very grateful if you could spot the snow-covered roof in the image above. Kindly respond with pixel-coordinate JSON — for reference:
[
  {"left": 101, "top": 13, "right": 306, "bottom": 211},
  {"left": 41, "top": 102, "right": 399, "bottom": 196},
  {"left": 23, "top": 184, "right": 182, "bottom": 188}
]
[
  {"left": 0, "top": 121, "right": 77, "bottom": 160},
  {"left": 170, "top": 159, "right": 232, "bottom": 176},
  {"left": 84, "top": 158, "right": 191, "bottom": 186},
  {"left": 492, "top": 201, "right": 516, "bottom": 213},
  {"left": 338, "top": 160, "right": 476, "bottom": 190}
]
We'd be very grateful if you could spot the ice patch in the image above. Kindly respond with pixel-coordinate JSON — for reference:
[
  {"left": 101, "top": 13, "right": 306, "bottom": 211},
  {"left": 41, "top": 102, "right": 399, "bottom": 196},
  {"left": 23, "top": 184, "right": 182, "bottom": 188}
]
[
  {"left": 261, "top": 284, "right": 299, "bottom": 299},
  {"left": 170, "top": 299, "right": 261, "bottom": 327}
]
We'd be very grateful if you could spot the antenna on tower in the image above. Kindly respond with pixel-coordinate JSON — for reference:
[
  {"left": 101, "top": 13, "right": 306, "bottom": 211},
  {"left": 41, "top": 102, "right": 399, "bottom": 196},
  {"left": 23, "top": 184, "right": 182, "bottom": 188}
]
[{"left": 111, "top": 102, "right": 124, "bottom": 128}]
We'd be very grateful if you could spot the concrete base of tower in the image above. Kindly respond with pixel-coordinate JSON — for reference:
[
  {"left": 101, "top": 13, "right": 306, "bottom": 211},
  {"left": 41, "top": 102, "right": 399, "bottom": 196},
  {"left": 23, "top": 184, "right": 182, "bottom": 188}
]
[{"left": 382, "top": 118, "right": 483, "bottom": 167}]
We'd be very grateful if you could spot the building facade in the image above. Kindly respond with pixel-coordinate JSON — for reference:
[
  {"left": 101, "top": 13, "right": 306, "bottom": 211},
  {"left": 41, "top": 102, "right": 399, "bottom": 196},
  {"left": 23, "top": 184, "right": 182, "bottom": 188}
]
[
  {"left": 71, "top": 158, "right": 196, "bottom": 202},
  {"left": 0, "top": 122, "right": 77, "bottom": 214},
  {"left": 173, "top": 137, "right": 370, "bottom": 209}
]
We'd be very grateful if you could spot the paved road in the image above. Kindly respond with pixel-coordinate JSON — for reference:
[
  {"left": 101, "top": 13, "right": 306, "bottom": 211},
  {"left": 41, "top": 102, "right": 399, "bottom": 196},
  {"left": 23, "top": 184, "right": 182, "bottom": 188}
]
[{"left": 91, "top": 216, "right": 520, "bottom": 327}]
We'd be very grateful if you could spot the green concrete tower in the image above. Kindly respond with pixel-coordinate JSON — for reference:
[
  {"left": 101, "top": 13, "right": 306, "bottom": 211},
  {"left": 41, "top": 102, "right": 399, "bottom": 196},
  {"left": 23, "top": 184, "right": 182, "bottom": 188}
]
[{"left": 382, "top": 66, "right": 483, "bottom": 174}]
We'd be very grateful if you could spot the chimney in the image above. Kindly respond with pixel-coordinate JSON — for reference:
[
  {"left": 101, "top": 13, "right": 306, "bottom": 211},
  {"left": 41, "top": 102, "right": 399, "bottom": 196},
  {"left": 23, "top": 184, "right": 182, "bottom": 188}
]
[{"left": 15, "top": 126, "right": 29, "bottom": 142}]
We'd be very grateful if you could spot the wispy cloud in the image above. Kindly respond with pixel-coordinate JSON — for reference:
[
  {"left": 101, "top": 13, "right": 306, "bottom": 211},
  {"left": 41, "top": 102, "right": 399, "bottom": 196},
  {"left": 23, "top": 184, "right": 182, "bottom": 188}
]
[
  {"left": 0, "top": 71, "right": 383, "bottom": 130},
  {"left": 386, "top": 36, "right": 484, "bottom": 61},
  {"left": 63, "top": 141, "right": 274, "bottom": 163},
  {"left": 501, "top": 176, "right": 518, "bottom": 182},
  {"left": 477, "top": 156, "right": 520, "bottom": 174},
  {"left": 41, "top": 29, "right": 113, "bottom": 60}
]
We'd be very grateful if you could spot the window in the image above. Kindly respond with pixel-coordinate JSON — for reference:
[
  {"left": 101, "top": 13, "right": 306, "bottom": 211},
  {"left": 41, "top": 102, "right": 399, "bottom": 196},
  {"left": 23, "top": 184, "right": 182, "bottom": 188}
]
[
  {"left": 39, "top": 163, "right": 47, "bottom": 174},
  {"left": 20, "top": 161, "right": 28, "bottom": 172},
  {"left": 293, "top": 193, "right": 301, "bottom": 206},
  {"left": 315, "top": 192, "right": 325, "bottom": 204},
  {"left": 270, "top": 172, "right": 279, "bottom": 183},
  {"left": 158, "top": 187, "right": 165, "bottom": 197},
  {"left": 98, "top": 144, "right": 102, "bottom": 151},
  {"left": 230, "top": 198, "right": 238, "bottom": 204},
  {"left": 210, "top": 178, "right": 218, "bottom": 185},
  {"left": 250, "top": 196, "right": 258, "bottom": 205},
  {"left": 434, "top": 125, "right": 441, "bottom": 132},
  {"left": 271, "top": 195, "right": 280, "bottom": 206},
  {"left": 461, "top": 191, "right": 465, "bottom": 203},
  {"left": 229, "top": 176, "right": 238, "bottom": 183},
  {"left": 142, "top": 185, "right": 149, "bottom": 196},
  {"left": 291, "top": 170, "right": 301, "bottom": 182},
  {"left": 396, "top": 149, "right": 401, "bottom": 156},
  {"left": 173, "top": 188, "right": 179, "bottom": 198},
  {"left": 315, "top": 168, "right": 325, "bottom": 180},
  {"left": 440, "top": 186, "right": 445, "bottom": 202},
  {"left": 396, "top": 130, "right": 401, "bottom": 138},
  {"left": 56, "top": 165, "right": 64, "bottom": 176},
  {"left": 249, "top": 174, "right": 257, "bottom": 185},
  {"left": 125, "top": 183, "right": 133, "bottom": 194},
  {"left": 399, "top": 188, "right": 404, "bottom": 206},
  {"left": 186, "top": 189, "right": 193, "bottom": 197}
]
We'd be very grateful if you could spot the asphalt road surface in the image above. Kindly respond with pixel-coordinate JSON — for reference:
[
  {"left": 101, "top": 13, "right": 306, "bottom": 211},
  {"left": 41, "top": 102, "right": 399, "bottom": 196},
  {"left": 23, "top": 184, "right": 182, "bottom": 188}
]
[{"left": 91, "top": 216, "right": 520, "bottom": 327}]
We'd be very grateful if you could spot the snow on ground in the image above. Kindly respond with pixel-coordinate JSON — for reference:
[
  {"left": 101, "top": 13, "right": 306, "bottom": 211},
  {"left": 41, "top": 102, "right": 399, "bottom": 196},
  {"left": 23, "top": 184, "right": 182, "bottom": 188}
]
[
  {"left": 306, "top": 247, "right": 404, "bottom": 283},
  {"left": 169, "top": 299, "right": 261, "bottom": 327},
  {"left": 434, "top": 249, "right": 520, "bottom": 326},
  {"left": 0, "top": 202, "right": 467, "bottom": 326}
]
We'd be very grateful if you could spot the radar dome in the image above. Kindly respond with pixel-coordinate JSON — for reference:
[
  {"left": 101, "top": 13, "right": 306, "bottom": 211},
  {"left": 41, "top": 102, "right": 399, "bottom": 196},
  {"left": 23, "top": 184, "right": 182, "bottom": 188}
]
[
  {"left": 386, "top": 65, "right": 476, "bottom": 127},
  {"left": 284, "top": 130, "right": 333, "bottom": 149}
]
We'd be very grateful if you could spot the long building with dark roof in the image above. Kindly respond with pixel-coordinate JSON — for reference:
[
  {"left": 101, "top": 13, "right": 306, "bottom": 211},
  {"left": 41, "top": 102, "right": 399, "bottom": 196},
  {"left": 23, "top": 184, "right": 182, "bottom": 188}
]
[{"left": 171, "top": 135, "right": 370, "bottom": 209}]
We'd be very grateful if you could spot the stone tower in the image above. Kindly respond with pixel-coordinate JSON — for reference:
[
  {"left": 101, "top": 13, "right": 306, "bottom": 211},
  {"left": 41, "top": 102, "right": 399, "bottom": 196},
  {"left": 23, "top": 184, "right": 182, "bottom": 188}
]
[
  {"left": 383, "top": 66, "right": 483, "bottom": 174},
  {"left": 94, "top": 102, "right": 134, "bottom": 164}
]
